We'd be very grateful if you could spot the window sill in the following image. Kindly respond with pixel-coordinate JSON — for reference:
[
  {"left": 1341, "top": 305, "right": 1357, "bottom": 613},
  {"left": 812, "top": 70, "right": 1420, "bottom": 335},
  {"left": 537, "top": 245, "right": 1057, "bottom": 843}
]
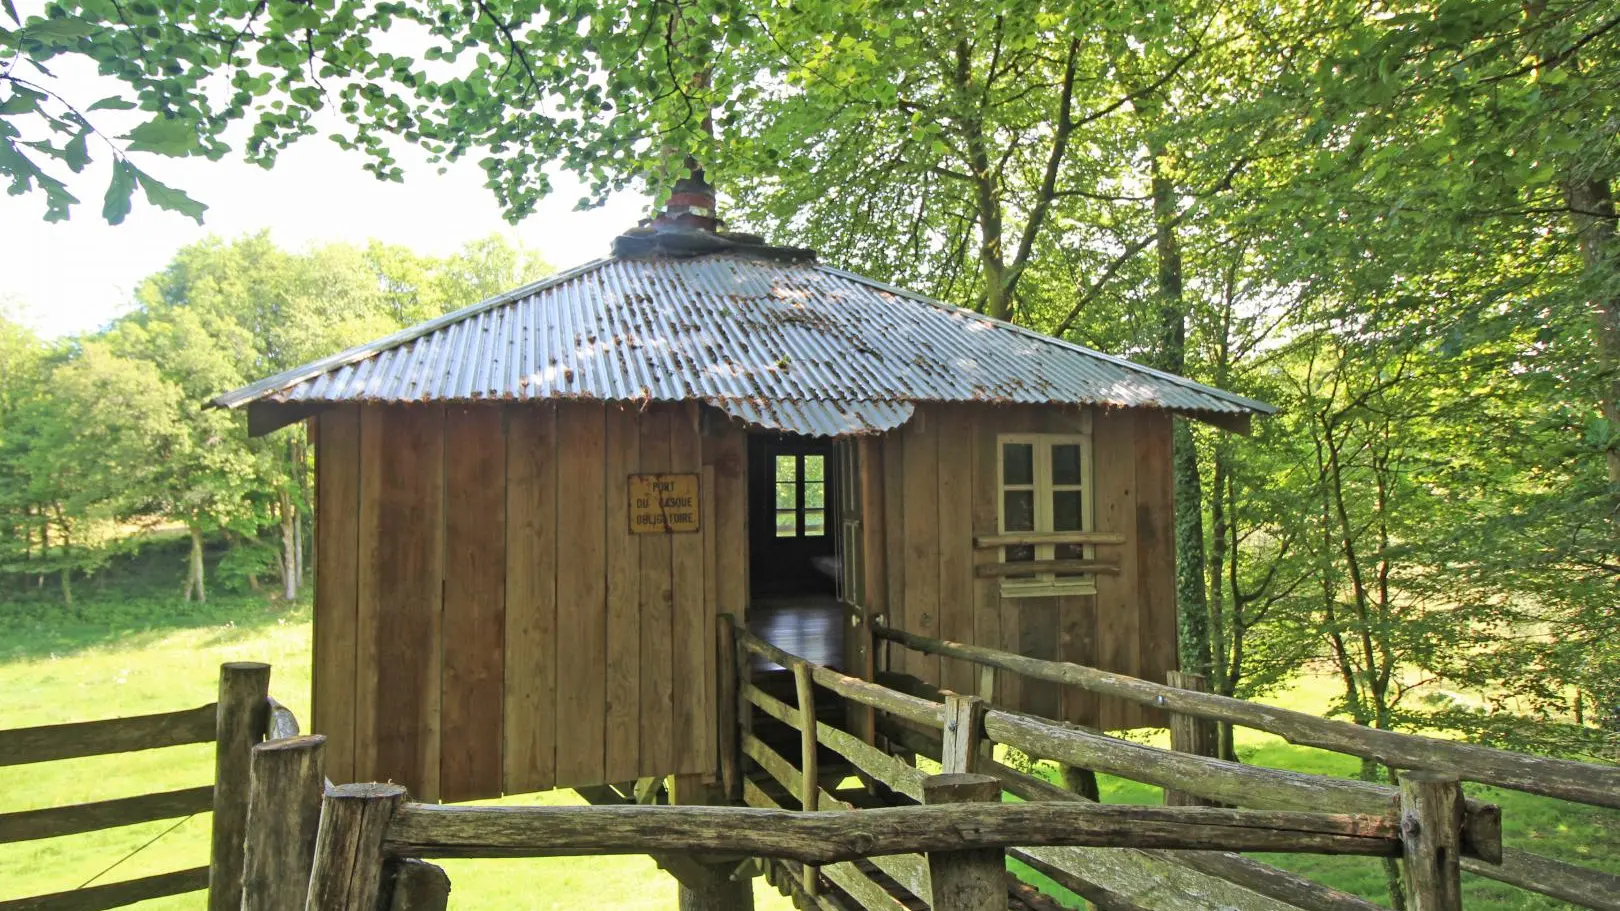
[{"left": 999, "top": 578, "right": 1098, "bottom": 599}]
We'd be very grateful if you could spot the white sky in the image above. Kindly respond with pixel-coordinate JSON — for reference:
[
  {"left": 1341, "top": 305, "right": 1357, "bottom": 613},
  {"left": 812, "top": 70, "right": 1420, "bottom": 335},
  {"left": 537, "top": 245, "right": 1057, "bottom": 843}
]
[{"left": 1, "top": 6, "right": 649, "bottom": 339}]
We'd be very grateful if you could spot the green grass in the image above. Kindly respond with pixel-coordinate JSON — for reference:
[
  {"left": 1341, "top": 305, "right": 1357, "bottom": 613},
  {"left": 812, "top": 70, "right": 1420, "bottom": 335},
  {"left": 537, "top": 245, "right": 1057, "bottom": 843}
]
[
  {"left": 0, "top": 588, "right": 795, "bottom": 909},
  {"left": 2, "top": 563, "right": 1616, "bottom": 909}
]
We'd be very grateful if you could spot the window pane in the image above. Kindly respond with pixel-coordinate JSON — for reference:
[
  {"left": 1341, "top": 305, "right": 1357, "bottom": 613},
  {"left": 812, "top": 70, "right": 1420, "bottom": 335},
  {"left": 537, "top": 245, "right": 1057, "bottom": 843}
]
[
  {"left": 1003, "top": 490, "right": 1035, "bottom": 532},
  {"left": 1006, "top": 544, "right": 1035, "bottom": 562},
  {"left": 775, "top": 455, "right": 797, "bottom": 482},
  {"left": 804, "top": 454, "right": 825, "bottom": 482},
  {"left": 804, "top": 510, "right": 826, "bottom": 536},
  {"left": 1051, "top": 444, "right": 1082, "bottom": 485},
  {"left": 1053, "top": 490, "right": 1083, "bottom": 531},
  {"left": 1056, "top": 543, "right": 1085, "bottom": 560},
  {"left": 1002, "top": 443, "right": 1033, "bottom": 486},
  {"left": 776, "top": 511, "right": 797, "bottom": 537},
  {"left": 804, "top": 482, "right": 825, "bottom": 509},
  {"left": 775, "top": 482, "right": 797, "bottom": 509}
]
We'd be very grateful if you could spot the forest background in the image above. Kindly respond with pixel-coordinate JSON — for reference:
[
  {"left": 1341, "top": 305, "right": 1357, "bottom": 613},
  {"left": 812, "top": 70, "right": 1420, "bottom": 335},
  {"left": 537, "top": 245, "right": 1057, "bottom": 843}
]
[{"left": 0, "top": 0, "right": 1616, "bottom": 765}]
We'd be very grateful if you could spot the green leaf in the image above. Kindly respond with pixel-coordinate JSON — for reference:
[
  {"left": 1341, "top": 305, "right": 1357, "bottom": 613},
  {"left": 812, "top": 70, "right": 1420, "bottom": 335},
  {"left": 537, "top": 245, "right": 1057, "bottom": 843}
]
[
  {"left": 63, "top": 130, "right": 89, "bottom": 173},
  {"left": 20, "top": 17, "right": 97, "bottom": 41},
  {"left": 122, "top": 117, "right": 199, "bottom": 155},
  {"left": 86, "top": 96, "right": 138, "bottom": 112},
  {"left": 134, "top": 167, "right": 207, "bottom": 223},
  {"left": 1, "top": 0, "right": 17, "bottom": 24},
  {"left": 102, "top": 159, "right": 137, "bottom": 224}
]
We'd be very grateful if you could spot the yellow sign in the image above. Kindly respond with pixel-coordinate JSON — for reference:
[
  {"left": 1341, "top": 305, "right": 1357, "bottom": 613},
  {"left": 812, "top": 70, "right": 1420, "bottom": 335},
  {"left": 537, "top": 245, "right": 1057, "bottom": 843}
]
[{"left": 629, "top": 473, "right": 701, "bottom": 534}]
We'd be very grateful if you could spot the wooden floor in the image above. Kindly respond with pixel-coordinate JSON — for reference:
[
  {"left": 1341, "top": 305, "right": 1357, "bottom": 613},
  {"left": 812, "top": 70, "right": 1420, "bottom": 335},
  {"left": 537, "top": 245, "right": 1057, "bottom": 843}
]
[{"left": 747, "top": 595, "right": 845, "bottom": 673}]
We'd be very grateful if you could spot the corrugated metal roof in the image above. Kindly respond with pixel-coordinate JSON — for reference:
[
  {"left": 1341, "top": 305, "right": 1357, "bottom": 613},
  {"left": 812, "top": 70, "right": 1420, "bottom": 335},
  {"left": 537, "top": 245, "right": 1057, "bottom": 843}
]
[{"left": 214, "top": 253, "right": 1273, "bottom": 436}]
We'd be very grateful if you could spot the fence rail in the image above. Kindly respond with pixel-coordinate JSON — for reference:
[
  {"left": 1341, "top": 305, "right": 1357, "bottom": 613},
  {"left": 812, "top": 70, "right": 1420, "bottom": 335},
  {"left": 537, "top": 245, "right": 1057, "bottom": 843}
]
[
  {"left": 729, "top": 619, "right": 1498, "bottom": 911},
  {"left": 874, "top": 623, "right": 1620, "bottom": 807},
  {"left": 874, "top": 623, "right": 1620, "bottom": 911},
  {"left": 0, "top": 663, "right": 287, "bottom": 911}
]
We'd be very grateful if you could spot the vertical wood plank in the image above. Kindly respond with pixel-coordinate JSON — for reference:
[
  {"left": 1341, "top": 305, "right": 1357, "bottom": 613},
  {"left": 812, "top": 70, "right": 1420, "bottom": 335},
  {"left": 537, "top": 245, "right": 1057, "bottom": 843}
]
[
  {"left": 368, "top": 406, "right": 444, "bottom": 799},
  {"left": 1090, "top": 407, "right": 1139, "bottom": 731},
  {"left": 1018, "top": 597, "right": 1063, "bottom": 721},
  {"left": 968, "top": 410, "right": 1007, "bottom": 707},
  {"left": 440, "top": 405, "right": 506, "bottom": 802},
  {"left": 1058, "top": 594, "right": 1100, "bottom": 727},
  {"left": 314, "top": 406, "right": 360, "bottom": 785},
  {"left": 354, "top": 407, "right": 383, "bottom": 782},
  {"left": 1135, "top": 410, "right": 1177, "bottom": 729},
  {"left": 936, "top": 412, "right": 975, "bottom": 696},
  {"left": 504, "top": 404, "right": 558, "bottom": 793},
  {"left": 902, "top": 407, "right": 940, "bottom": 686},
  {"left": 638, "top": 407, "right": 676, "bottom": 777},
  {"left": 554, "top": 402, "right": 607, "bottom": 787},
  {"left": 671, "top": 404, "right": 711, "bottom": 773},
  {"left": 709, "top": 421, "right": 749, "bottom": 625},
  {"left": 882, "top": 431, "right": 906, "bottom": 678},
  {"left": 603, "top": 405, "right": 642, "bottom": 783},
  {"left": 855, "top": 436, "right": 886, "bottom": 746}
]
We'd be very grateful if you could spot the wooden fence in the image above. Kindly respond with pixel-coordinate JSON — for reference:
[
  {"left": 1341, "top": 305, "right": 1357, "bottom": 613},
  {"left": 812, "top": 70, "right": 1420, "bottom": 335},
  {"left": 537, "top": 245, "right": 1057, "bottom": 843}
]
[
  {"left": 0, "top": 662, "right": 289, "bottom": 911},
  {"left": 874, "top": 623, "right": 1620, "bottom": 911}
]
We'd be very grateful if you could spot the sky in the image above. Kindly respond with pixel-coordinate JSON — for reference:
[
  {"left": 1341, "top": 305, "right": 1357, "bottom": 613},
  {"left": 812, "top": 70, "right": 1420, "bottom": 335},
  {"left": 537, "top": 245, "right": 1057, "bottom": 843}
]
[{"left": 0, "top": 16, "right": 650, "bottom": 339}]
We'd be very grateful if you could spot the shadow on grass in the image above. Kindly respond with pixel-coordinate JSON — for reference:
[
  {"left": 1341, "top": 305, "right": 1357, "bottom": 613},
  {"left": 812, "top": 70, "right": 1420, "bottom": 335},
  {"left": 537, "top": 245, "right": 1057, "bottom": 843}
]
[{"left": 0, "top": 535, "right": 306, "bottom": 663}]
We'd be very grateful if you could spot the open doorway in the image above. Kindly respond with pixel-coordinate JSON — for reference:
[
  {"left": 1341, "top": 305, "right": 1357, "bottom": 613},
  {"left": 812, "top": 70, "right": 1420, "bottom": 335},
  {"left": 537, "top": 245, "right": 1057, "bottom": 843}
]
[{"left": 746, "top": 433, "right": 843, "bottom": 669}]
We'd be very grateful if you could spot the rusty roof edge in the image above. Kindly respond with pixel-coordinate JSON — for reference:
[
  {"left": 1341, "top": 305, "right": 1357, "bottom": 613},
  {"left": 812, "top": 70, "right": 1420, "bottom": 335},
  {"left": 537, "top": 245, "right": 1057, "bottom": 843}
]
[
  {"left": 812, "top": 264, "right": 1278, "bottom": 416},
  {"left": 207, "top": 257, "right": 617, "bottom": 409}
]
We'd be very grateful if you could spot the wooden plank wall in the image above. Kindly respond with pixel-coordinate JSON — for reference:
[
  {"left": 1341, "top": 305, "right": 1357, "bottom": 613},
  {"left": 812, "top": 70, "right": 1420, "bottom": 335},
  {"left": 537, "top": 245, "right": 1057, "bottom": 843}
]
[
  {"left": 867, "top": 403, "right": 1175, "bottom": 729},
  {"left": 312, "top": 402, "right": 743, "bottom": 801}
]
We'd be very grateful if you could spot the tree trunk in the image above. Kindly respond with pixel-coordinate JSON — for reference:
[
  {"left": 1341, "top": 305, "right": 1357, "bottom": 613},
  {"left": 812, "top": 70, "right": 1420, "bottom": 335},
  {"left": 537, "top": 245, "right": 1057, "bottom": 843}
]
[
  {"left": 185, "top": 524, "right": 207, "bottom": 604},
  {"left": 1564, "top": 176, "right": 1620, "bottom": 485},
  {"left": 280, "top": 491, "right": 298, "bottom": 602},
  {"left": 1146, "top": 138, "right": 1213, "bottom": 675},
  {"left": 60, "top": 567, "right": 72, "bottom": 607}
]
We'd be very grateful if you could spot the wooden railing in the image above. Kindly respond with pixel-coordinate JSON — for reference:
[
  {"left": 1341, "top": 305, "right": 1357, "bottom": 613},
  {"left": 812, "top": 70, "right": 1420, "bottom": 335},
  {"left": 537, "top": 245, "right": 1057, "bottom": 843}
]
[
  {"left": 0, "top": 662, "right": 287, "bottom": 911},
  {"left": 875, "top": 623, "right": 1620, "bottom": 911},
  {"left": 727, "top": 619, "right": 1502, "bottom": 911}
]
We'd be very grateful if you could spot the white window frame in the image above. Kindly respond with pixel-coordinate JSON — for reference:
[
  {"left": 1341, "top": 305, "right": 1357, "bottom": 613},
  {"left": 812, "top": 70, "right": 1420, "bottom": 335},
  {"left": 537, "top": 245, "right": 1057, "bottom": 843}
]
[{"left": 996, "top": 433, "right": 1096, "bottom": 598}]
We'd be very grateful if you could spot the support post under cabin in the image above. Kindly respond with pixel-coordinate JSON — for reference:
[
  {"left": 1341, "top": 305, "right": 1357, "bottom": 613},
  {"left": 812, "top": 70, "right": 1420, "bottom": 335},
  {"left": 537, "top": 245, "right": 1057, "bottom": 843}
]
[
  {"left": 923, "top": 773, "right": 1005, "bottom": 911},
  {"left": 210, "top": 661, "right": 271, "bottom": 911},
  {"left": 670, "top": 775, "right": 756, "bottom": 911}
]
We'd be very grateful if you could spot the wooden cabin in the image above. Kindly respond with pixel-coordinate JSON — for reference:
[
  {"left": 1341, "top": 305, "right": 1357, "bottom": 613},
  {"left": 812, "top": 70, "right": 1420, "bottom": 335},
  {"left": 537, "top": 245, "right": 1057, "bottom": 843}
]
[{"left": 215, "top": 221, "right": 1272, "bottom": 804}]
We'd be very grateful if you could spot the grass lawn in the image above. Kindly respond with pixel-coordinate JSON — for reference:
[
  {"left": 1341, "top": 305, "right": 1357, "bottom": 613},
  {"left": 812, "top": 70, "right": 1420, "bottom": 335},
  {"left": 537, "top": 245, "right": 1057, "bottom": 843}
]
[{"left": 1, "top": 577, "right": 1615, "bottom": 909}]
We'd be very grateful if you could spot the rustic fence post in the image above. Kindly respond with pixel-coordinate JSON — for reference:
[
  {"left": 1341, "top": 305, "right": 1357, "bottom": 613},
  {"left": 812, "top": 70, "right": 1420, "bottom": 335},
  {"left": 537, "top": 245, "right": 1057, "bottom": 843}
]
[
  {"left": 381, "top": 858, "right": 452, "bottom": 911},
  {"left": 242, "top": 734, "right": 326, "bottom": 911},
  {"left": 1164, "top": 671, "right": 1218, "bottom": 807},
  {"left": 923, "top": 773, "right": 1004, "bottom": 911},
  {"left": 717, "top": 616, "right": 742, "bottom": 803},
  {"left": 304, "top": 783, "right": 407, "bottom": 911},
  {"left": 940, "top": 694, "right": 987, "bottom": 774},
  {"left": 209, "top": 661, "right": 271, "bottom": 911},
  {"left": 792, "top": 661, "right": 820, "bottom": 896},
  {"left": 1400, "top": 771, "right": 1465, "bottom": 911}
]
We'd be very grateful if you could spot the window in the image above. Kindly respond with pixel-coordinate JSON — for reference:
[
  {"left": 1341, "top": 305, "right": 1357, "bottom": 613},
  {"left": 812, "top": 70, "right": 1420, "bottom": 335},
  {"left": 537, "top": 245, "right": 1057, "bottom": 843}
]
[
  {"left": 998, "top": 434, "right": 1095, "bottom": 596},
  {"left": 775, "top": 453, "right": 826, "bottom": 538}
]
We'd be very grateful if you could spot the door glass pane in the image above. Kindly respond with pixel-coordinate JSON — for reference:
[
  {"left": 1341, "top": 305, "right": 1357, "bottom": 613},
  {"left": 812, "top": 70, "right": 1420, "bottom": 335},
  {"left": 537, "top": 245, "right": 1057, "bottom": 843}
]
[
  {"left": 1003, "top": 443, "right": 1033, "bottom": 486},
  {"left": 804, "top": 454, "right": 825, "bottom": 482},
  {"left": 804, "top": 510, "right": 825, "bottom": 536},
  {"left": 1003, "top": 490, "right": 1035, "bottom": 532},
  {"left": 775, "top": 482, "right": 797, "bottom": 509},
  {"left": 804, "top": 482, "right": 825, "bottom": 509},
  {"left": 776, "top": 510, "right": 797, "bottom": 537},
  {"left": 1051, "top": 444, "right": 1082, "bottom": 485},
  {"left": 1052, "top": 490, "right": 1083, "bottom": 531},
  {"left": 775, "top": 454, "right": 797, "bottom": 482}
]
